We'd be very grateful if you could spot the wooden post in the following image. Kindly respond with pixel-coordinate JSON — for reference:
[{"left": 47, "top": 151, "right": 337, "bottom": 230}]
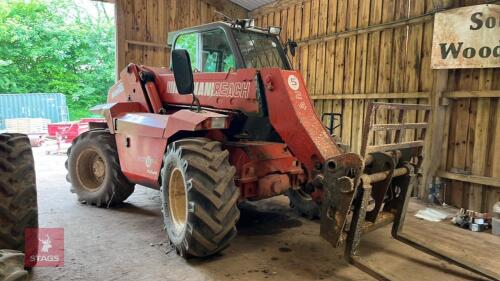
[
  {"left": 421, "top": 69, "right": 449, "bottom": 201},
  {"left": 115, "top": 0, "right": 126, "bottom": 80},
  {"left": 469, "top": 69, "right": 494, "bottom": 211}
]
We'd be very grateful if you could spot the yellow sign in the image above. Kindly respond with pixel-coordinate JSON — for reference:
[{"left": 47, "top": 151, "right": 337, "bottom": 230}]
[{"left": 431, "top": 4, "right": 500, "bottom": 69}]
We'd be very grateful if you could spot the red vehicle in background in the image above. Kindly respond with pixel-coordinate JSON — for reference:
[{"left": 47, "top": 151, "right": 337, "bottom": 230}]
[{"left": 48, "top": 118, "right": 105, "bottom": 143}]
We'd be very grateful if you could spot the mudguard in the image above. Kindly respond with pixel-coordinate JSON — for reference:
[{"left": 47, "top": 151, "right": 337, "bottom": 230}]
[{"left": 92, "top": 102, "right": 229, "bottom": 188}]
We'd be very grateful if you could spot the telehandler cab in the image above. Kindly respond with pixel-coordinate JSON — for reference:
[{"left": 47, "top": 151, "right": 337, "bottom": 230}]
[{"left": 66, "top": 19, "right": 497, "bottom": 280}]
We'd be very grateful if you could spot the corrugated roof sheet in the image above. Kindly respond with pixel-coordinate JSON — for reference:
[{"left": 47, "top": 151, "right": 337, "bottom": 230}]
[{"left": 229, "top": 0, "right": 275, "bottom": 11}]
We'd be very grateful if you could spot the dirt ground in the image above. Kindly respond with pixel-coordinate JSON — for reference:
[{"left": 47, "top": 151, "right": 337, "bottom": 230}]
[{"left": 30, "top": 144, "right": 498, "bottom": 281}]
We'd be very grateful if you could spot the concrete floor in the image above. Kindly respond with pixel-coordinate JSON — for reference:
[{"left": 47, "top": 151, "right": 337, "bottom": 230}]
[{"left": 30, "top": 145, "right": 498, "bottom": 281}]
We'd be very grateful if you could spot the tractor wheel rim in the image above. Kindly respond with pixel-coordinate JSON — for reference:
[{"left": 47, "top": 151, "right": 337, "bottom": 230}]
[
  {"left": 168, "top": 168, "right": 187, "bottom": 234},
  {"left": 76, "top": 149, "right": 105, "bottom": 191},
  {"left": 92, "top": 158, "right": 105, "bottom": 179}
]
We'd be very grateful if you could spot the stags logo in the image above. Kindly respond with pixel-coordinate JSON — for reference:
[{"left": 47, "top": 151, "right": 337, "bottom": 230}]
[
  {"left": 39, "top": 234, "right": 52, "bottom": 252},
  {"left": 167, "top": 81, "right": 250, "bottom": 98},
  {"left": 25, "top": 228, "right": 64, "bottom": 267}
]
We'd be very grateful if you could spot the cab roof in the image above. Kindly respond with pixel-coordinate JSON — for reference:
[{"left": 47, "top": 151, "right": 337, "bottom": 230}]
[{"left": 167, "top": 21, "right": 275, "bottom": 47}]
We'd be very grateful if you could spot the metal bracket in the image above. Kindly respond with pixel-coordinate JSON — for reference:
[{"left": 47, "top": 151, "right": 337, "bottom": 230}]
[{"left": 321, "top": 112, "right": 343, "bottom": 137}]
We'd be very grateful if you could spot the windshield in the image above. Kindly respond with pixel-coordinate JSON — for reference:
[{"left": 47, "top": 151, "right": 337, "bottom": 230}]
[
  {"left": 232, "top": 29, "right": 288, "bottom": 69},
  {"left": 174, "top": 29, "right": 236, "bottom": 72}
]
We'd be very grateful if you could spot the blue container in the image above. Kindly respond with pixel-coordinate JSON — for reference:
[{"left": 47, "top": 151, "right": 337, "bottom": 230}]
[{"left": 0, "top": 93, "right": 69, "bottom": 129}]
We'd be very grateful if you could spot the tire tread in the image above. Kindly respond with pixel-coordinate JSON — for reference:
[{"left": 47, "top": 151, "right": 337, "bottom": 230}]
[
  {"left": 66, "top": 129, "right": 134, "bottom": 207},
  {"left": 0, "top": 134, "right": 38, "bottom": 252},
  {"left": 162, "top": 138, "right": 239, "bottom": 258}
]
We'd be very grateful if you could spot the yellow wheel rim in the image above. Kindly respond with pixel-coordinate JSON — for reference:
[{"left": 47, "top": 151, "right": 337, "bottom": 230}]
[
  {"left": 168, "top": 168, "right": 187, "bottom": 233},
  {"left": 76, "top": 148, "right": 105, "bottom": 191}
]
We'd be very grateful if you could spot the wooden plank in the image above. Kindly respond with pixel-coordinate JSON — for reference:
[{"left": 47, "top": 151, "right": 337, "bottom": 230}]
[
  {"left": 202, "top": 0, "right": 248, "bottom": 19},
  {"left": 297, "top": 14, "right": 433, "bottom": 46},
  {"left": 262, "top": 11, "right": 268, "bottom": 29},
  {"left": 314, "top": 0, "right": 329, "bottom": 116},
  {"left": 126, "top": 40, "right": 169, "bottom": 49},
  {"left": 444, "top": 70, "right": 458, "bottom": 205},
  {"left": 351, "top": 0, "right": 371, "bottom": 153},
  {"left": 190, "top": 0, "right": 199, "bottom": 25},
  {"left": 487, "top": 76, "right": 500, "bottom": 210},
  {"left": 158, "top": 0, "right": 168, "bottom": 66},
  {"left": 340, "top": 0, "right": 359, "bottom": 147},
  {"left": 321, "top": 0, "right": 337, "bottom": 132},
  {"left": 300, "top": 1, "right": 311, "bottom": 90},
  {"left": 443, "top": 90, "right": 500, "bottom": 99},
  {"left": 467, "top": 68, "right": 494, "bottom": 211},
  {"left": 331, "top": 0, "right": 348, "bottom": 137},
  {"left": 307, "top": 0, "right": 320, "bottom": 107},
  {"left": 421, "top": 52, "right": 450, "bottom": 204},
  {"left": 375, "top": 0, "right": 395, "bottom": 146},
  {"left": 364, "top": 0, "right": 383, "bottom": 146},
  {"left": 273, "top": 11, "right": 281, "bottom": 42},
  {"left": 450, "top": 70, "right": 473, "bottom": 208},
  {"left": 371, "top": 122, "right": 428, "bottom": 131},
  {"left": 250, "top": 0, "right": 302, "bottom": 15},
  {"left": 124, "top": 0, "right": 138, "bottom": 66},
  {"left": 463, "top": 70, "right": 480, "bottom": 209},
  {"left": 115, "top": 0, "right": 126, "bottom": 76},
  {"left": 310, "top": 92, "right": 429, "bottom": 100},
  {"left": 437, "top": 171, "right": 500, "bottom": 188},
  {"left": 137, "top": 0, "right": 148, "bottom": 65},
  {"left": 280, "top": 8, "right": 288, "bottom": 44},
  {"left": 404, "top": 0, "right": 424, "bottom": 144},
  {"left": 469, "top": 97, "right": 491, "bottom": 210},
  {"left": 418, "top": 0, "right": 435, "bottom": 95},
  {"left": 389, "top": 0, "right": 408, "bottom": 139},
  {"left": 144, "top": 0, "right": 158, "bottom": 66},
  {"left": 169, "top": 0, "right": 179, "bottom": 32},
  {"left": 292, "top": 4, "right": 302, "bottom": 70},
  {"left": 416, "top": 0, "right": 436, "bottom": 198},
  {"left": 364, "top": 0, "right": 382, "bottom": 95},
  {"left": 284, "top": 5, "right": 292, "bottom": 67},
  {"left": 366, "top": 141, "right": 424, "bottom": 153}
]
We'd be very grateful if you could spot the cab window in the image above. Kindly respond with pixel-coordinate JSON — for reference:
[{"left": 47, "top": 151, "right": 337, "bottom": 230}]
[
  {"left": 174, "top": 33, "right": 198, "bottom": 71},
  {"left": 174, "top": 29, "right": 236, "bottom": 72}
]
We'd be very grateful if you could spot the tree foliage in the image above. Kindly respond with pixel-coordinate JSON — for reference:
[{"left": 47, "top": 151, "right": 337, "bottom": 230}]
[{"left": 0, "top": 0, "right": 115, "bottom": 120}]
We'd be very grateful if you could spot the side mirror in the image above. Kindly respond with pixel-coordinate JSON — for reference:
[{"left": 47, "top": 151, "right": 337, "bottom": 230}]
[{"left": 171, "top": 49, "right": 194, "bottom": 95}]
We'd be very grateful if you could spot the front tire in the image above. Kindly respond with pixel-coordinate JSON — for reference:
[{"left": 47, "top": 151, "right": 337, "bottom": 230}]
[
  {"left": 66, "top": 130, "right": 134, "bottom": 207},
  {"left": 161, "top": 138, "right": 240, "bottom": 258},
  {"left": 0, "top": 133, "right": 38, "bottom": 253}
]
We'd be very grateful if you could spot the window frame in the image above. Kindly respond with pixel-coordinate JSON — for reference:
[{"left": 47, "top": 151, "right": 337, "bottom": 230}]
[
  {"left": 170, "top": 22, "right": 292, "bottom": 71},
  {"left": 172, "top": 25, "right": 244, "bottom": 71},
  {"left": 231, "top": 29, "right": 291, "bottom": 70}
]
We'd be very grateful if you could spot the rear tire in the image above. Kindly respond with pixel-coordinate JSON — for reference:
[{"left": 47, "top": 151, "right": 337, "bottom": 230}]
[
  {"left": 0, "top": 250, "right": 28, "bottom": 281},
  {"left": 0, "top": 134, "right": 38, "bottom": 253},
  {"left": 66, "top": 130, "right": 134, "bottom": 207},
  {"left": 161, "top": 138, "right": 240, "bottom": 258}
]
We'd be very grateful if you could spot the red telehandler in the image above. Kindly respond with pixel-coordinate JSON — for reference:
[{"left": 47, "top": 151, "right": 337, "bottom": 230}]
[{"left": 66, "top": 20, "right": 497, "bottom": 280}]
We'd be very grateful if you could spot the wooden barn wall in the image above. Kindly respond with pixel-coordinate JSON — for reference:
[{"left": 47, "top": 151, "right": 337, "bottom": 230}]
[
  {"left": 251, "top": 0, "right": 500, "bottom": 212},
  {"left": 443, "top": 68, "right": 500, "bottom": 211},
  {"left": 114, "top": 0, "right": 247, "bottom": 72}
]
